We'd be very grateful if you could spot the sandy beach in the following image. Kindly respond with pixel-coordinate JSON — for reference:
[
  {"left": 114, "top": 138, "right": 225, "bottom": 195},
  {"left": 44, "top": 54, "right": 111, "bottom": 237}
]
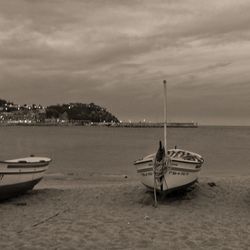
[
  {"left": 0, "top": 175, "right": 249, "bottom": 250},
  {"left": 1, "top": 0, "right": 250, "bottom": 248}
]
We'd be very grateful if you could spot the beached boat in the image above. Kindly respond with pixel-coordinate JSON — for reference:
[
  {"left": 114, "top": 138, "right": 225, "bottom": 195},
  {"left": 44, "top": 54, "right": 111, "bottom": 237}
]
[
  {"left": 0, "top": 156, "right": 51, "bottom": 200},
  {"left": 134, "top": 142, "right": 204, "bottom": 192},
  {"left": 134, "top": 80, "right": 204, "bottom": 194}
]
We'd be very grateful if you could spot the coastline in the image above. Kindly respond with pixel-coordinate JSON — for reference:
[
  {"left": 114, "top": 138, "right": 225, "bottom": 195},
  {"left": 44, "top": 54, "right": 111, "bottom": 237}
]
[
  {"left": 0, "top": 121, "right": 198, "bottom": 128},
  {"left": 0, "top": 175, "right": 249, "bottom": 250}
]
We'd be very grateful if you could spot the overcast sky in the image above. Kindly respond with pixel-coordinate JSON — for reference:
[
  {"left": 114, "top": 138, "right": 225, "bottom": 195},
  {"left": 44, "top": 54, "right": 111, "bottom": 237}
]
[{"left": 0, "top": 0, "right": 250, "bottom": 125}]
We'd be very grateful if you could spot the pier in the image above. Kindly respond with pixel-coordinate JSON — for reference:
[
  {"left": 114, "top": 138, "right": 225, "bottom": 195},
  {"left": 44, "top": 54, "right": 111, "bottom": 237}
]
[{"left": 112, "top": 122, "right": 198, "bottom": 128}]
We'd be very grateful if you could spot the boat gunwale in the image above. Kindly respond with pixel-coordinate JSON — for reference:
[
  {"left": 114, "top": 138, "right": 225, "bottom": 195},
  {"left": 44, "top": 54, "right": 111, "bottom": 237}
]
[
  {"left": 134, "top": 158, "right": 203, "bottom": 166},
  {"left": 134, "top": 148, "right": 204, "bottom": 166},
  {"left": 0, "top": 159, "right": 52, "bottom": 165},
  {"left": 136, "top": 165, "right": 201, "bottom": 173}
]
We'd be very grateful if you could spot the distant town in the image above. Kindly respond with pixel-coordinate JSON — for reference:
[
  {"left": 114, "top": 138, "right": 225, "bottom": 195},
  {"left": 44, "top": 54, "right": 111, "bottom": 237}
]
[
  {"left": 0, "top": 98, "right": 119, "bottom": 126},
  {"left": 0, "top": 98, "right": 198, "bottom": 128}
]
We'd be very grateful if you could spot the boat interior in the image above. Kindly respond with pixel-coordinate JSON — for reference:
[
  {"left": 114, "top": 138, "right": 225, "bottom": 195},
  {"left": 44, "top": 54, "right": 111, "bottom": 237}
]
[{"left": 135, "top": 148, "right": 204, "bottom": 165}]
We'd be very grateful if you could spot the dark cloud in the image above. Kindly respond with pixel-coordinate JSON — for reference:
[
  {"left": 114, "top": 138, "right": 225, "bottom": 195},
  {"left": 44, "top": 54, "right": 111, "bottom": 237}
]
[{"left": 0, "top": 0, "right": 250, "bottom": 125}]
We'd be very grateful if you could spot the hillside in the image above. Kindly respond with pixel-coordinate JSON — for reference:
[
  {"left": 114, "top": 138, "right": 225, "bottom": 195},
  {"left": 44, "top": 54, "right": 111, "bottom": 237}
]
[
  {"left": 46, "top": 103, "right": 119, "bottom": 123},
  {"left": 0, "top": 99, "right": 119, "bottom": 123}
]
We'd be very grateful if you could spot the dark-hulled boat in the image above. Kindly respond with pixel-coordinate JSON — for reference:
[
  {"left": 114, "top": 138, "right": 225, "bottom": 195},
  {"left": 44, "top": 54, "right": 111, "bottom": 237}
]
[{"left": 0, "top": 156, "right": 51, "bottom": 200}]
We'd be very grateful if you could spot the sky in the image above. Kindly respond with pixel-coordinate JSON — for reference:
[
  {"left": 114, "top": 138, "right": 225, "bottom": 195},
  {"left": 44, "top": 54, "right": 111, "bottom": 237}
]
[{"left": 0, "top": 0, "right": 250, "bottom": 125}]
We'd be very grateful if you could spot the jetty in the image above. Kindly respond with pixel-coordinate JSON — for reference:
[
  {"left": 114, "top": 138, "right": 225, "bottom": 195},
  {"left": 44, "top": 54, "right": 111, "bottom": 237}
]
[{"left": 112, "top": 122, "right": 198, "bottom": 128}]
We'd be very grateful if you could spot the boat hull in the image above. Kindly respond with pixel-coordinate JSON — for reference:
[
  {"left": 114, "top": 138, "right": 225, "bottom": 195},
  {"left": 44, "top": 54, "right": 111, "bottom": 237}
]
[
  {"left": 0, "top": 177, "right": 43, "bottom": 200},
  {"left": 135, "top": 150, "right": 203, "bottom": 192},
  {"left": 143, "top": 179, "right": 198, "bottom": 193},
  {"left": 0, "top": 156, "right": 51, "bottom": 200}
]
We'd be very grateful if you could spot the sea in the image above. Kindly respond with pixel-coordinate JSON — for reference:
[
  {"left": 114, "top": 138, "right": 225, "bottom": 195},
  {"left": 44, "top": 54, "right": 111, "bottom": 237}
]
[{"left": 0, "top": 126, "right": 250, "bottom": 178}]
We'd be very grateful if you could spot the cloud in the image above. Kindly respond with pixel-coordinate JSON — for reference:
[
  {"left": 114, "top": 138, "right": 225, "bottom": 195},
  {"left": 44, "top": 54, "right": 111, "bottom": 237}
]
[{"left": 0, "top": 0, "right": 250, "bottom": 125}]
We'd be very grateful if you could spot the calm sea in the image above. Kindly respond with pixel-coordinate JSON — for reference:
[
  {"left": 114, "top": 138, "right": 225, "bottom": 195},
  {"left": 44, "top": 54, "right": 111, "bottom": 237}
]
[{"left": 0, "top": 126, "right": 250, "bottom": 178}]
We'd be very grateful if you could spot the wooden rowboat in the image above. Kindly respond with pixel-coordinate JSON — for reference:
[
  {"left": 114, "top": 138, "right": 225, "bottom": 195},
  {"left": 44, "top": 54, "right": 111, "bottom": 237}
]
[{"left": 0, "top": 156, "right": 51, "bottom": 200}]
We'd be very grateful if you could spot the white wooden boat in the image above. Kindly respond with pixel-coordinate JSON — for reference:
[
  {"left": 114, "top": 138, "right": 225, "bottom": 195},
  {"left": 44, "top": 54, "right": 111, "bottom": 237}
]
[
  {"left": 0, "top": 156, "right": 51, "bottom": 200},
  {"left": 134, "top": 142, "right": 204, "bottom": 192},
  {"left": 134, "top": 80, "right": 204, "bottom": 194}
]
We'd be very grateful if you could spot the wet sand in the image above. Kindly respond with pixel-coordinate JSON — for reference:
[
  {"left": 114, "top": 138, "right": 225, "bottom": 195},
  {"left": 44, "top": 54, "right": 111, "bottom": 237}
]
[{"left": 0, "top": 175, "right": 249, "bottom": 250}]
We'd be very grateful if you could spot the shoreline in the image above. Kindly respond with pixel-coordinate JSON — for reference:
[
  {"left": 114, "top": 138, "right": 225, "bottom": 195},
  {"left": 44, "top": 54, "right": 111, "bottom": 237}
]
[{"left": 0, "top": 122, "right": 198, "bottom": 128}]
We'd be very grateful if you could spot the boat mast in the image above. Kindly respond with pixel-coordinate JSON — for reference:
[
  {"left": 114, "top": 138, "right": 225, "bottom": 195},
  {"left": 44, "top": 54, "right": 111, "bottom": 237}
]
[{"left": 163, "top": 80, "right": 167, "bottom": 155}]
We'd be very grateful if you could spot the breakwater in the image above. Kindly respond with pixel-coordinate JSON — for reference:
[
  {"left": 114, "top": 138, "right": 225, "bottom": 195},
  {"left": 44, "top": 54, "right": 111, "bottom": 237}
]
[{"left": 113, "top": 122, "right": 198, "bottom": 128}]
